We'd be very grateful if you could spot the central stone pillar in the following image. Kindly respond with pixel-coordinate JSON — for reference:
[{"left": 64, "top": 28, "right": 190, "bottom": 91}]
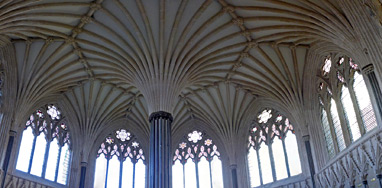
[{"left": 149, "top": 111, "right": 173, "bottom": 188}]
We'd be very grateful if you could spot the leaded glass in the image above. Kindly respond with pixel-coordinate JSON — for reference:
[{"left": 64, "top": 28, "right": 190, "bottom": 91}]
[
  {"left": 173, "top": 130, "right": 223, "bottom": 188},
  {"left": 259, "top": 144, "right": 272, "bottom": 184},
  {"left": 341, "top": 86, "right": 361, "bottom": 141},
  {"left": 330, "top": 99, "right": 346, "bottom": 151},
  {"left": 318, "top": 55, "right": 378, "bottom": 158},
  {"left": 272, "top": 138, "right": 287, "bottom": 180},
  {"left": 16, "top": 105, "right": 71, "bottom": 185},
  {"left": 284, "top": 132, "right": 301, "bottom": 176},
  {"left": 247, "top": 108, "right": 301, "bottom": 187},
  {"left": 94, "top": 129, "right": 146, "bottom": 188},
  {"left": 322, "top": 57, "right": 332, "bottom": 75},
  {"left": 353, "top": 71, "right": 377, "bottom": 132},
  {"left": 321, "top": 109, "right": 335, "bottom": 158},
  {"left": 248, "top": 148, "right": 260, "bottom": 187}
]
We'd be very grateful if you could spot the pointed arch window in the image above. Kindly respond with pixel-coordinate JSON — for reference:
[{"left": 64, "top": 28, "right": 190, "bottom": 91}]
[
  {"left": 94, "top": 129, "right": 146, "bottom": 188},
  {"left": 172, "top": 130, "right": 224, "bottom": 188},
  {"left": 318, "top": 56, "right": 377, "bottom": 158},
  {"left": 16, "top": 105, "right": 71, "bottom": 185},
  {"left": 247, "top": 109, "right": 301, "bottom": 187}
]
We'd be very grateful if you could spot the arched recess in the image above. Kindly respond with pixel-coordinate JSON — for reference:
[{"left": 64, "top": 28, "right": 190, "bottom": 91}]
[
  {"left": 7, "top": 94, "right": 82, "bottom": 187},
  {"left": 86, "top": 118, "right": 149, "bottom": 188},
  {"left": 303, "top": 41, "right": 382, "bottom": 170},
  {"left": 302, "top": 41, "right": 352, "bottom": 169},
  {"left": 237, "top": 97, "right": 308, "bottom": 188},
  {"left": 8, "top": 101, "right": 79, "bottom": 187},
  {"left": 172, "top": 118, "right": 231, "bottom": 188}
]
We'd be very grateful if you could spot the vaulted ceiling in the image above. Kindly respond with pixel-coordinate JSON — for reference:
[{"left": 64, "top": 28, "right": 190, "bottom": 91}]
[{"left": 0, "top": 0, "right": 355, "bottom": 146}]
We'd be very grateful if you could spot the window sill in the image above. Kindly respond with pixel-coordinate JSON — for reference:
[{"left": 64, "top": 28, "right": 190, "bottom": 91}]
[{"left": 12, "top": 170, "right": 67, "bottom": 188}]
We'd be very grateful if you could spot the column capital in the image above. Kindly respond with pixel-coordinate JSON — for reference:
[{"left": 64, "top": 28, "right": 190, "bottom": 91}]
[
  {"left": 9, "top": 130, "right": 16, "bottom": 137},
  {"left": 362, "top": 64, "right": 374, "bottom": 75},
  {"left": 229, "top": 164, "right": 237, "bottom": 169},
  {"left": 149, "top": 111, "right": 173, "bottom": 122},
  {"left": 80, "top": 162, "right": 88, "bottom": 167},
  {"left": 302, "top": 135, "right": 310, "bottom": 142}
]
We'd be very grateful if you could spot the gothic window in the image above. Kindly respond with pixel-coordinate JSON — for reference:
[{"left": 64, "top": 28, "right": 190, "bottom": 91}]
[
  {"left": 320, "top": 108, "right": 335, "bottom": 158},
  {"left": 318, "top": 56, "right": 377, "bottom": 158},
  {"left": 16, "top": 105, "right": 71, "bottom": 185},
  {"left": 172, "top": 130, "right": 224, "bottom": 188},
  {"left": 247, "top": 109, "right": 301, "bottom": 187},
  {"left": 94, "top": 129, "right": 146, "bottom": 188}
]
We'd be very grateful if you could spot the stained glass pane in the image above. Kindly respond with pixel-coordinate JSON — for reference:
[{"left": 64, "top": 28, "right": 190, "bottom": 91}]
[
  {"left": 172, "top": 160, "right": 184, "bottom": 188},
  {"left": 353, "top": 72, "right": 377, "bottom": 132},
  {"left": 258, "top": 144, "right": 273, "bottom": 184},
  {"left": 248, "top": 147, "right": 260, "bottom": 187},
  {"left": 284, "top": 132, "right": 301, "bottom": 176},
  {"left": 272, "top": 138, "right": 287, "bottom": 180},
  {"left": 330, "top": 99, "right": 346, "bottom": 151},
  {"left": 30, "top": 133, "right": 47, "bottom": 177},
  {"left": 211, "top": 156, "right": 224, "bottom": 188},
  {"left": 135, "top": 160, "right": 146, "bottom": 188},
  {"left": 116, "top": 129, "right": 130, "bottom": 141},
  {"left": 57, "top": 144, "right": 70, "bottom": 184},
  {"left": 94, "top": 154, "right": 107, "bottom": 188},
  {"left": 47, "top": 105, "right": 60, "bottom": 120},
  {"left": 46, "top": 139, "right": 60, "bottom": 181},
  {"left": 258, "top": 109, "right": 272, "bottom": 123},
  {"left": 323, "top": 58, "right": 332, "bottom": 75},
  {"left": 16, "top": 126, "right": 34, "bottom": 172},
  {"left": 198, "top": 157, "right": 211, "bottom": 188},
  {"left": 321, "top": 109, "right": 335, "bottom": 158},
  {"left": 107, "top": 155, "right": 120, "bottom": 188},
  {"left": 122, "top": 159, "right": 133, "bottom": 188},
  {"left": 341, "top": 86, "right": 361, "bottom": 141},
  {"left": 188, "top": 131, "right": 202, "bottom": 143},
  {"left": 184, "top": 158, "right": 197, "bottom": 188}
]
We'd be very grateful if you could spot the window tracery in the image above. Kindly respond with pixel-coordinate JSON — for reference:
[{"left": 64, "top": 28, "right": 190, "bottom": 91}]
[
  {"left": 247, "top": 109, "right": 301, "bottom": 187},
  {"left": 94, "top": 129, "right": 146, "bottom": 188},
  {"left": 172, "top": 130, "right": 223, "bottom": 188},
  {"left": 318, "top": 55, "right": 377, "bottom": 158},
  {"left": 16, "top": 104, "right": 71, "bottom": 185}
]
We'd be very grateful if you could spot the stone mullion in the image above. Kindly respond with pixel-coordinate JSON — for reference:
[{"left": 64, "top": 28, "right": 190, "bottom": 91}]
[
  {"left": 54, "top": 146, "right": 62, "bottom": 182},
  {"left": 334, "top": 95, "right": 352, "bottom": 145},
  {"left": 132, "top": 162, "right": 136, "bottom": 188},
  {"left": 256, "top": 148, "right": 263, "bottom": 185},
  {"left": 347, "top": 81, "right": 366, "bottom": 135},
  {"left": 268, "top": 143, "right": 277, "bottom": 182},
  {"left": 281, "top": 139, "right": 291, "bottom": 177},
  {"left": 41, "top": 135, "right": 51, "bottom": 178},
  {"left": 208, "top": 160, "right": 213, "bottom": 188},
  {"left": 28, "top": 135, "right": 38, "bottom": 173},
  {"left": 325, "top": 106, "right": 340, "bottom": 154}
]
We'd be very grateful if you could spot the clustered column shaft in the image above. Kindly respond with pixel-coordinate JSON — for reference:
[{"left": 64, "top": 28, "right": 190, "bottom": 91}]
[{"left": 149, "top": 111, "right": 173, "bottom": 188}]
